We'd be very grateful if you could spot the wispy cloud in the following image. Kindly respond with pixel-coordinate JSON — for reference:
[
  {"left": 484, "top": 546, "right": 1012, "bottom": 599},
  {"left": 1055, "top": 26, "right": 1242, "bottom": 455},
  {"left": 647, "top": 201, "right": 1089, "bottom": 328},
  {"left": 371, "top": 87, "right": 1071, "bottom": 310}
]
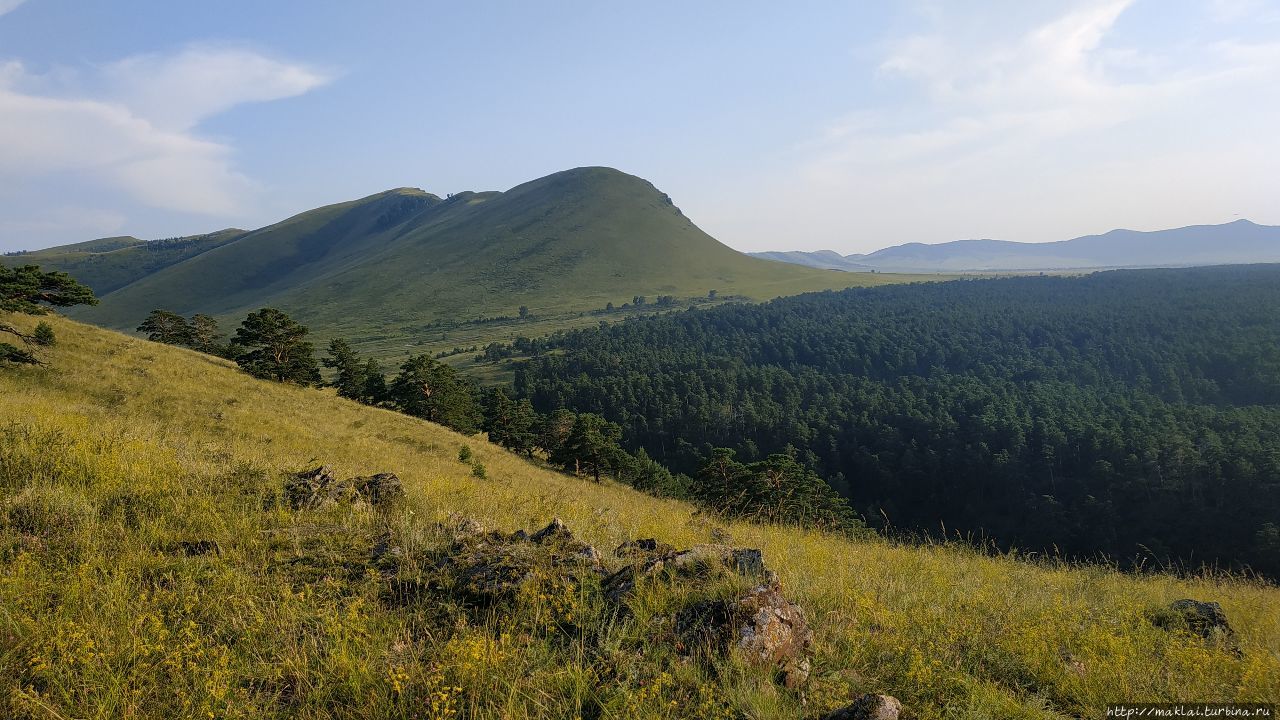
[
  {"left": 0, "top": 45, "right": 331, "bottom": 219},
  {"left": 0, "top": 0, "right": 26, "bottom": 18},
  {"left": 751, "top": 0, "right": 1280, "bottom": 249}
]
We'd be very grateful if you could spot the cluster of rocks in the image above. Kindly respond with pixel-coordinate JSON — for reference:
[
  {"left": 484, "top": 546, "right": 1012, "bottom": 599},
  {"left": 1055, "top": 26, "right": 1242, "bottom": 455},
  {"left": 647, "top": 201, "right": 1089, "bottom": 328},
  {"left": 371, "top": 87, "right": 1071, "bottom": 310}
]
[
  {"left": 381, "top": 515, "right": 821, "bottom": 691},
  {"left": 285, "top": 466, "right": 404, "bottom": 510}
]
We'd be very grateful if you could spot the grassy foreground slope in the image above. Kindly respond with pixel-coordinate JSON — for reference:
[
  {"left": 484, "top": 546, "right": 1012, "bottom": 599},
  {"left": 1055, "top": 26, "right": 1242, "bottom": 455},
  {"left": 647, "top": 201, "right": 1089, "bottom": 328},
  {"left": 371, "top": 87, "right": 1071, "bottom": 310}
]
[{"left": 1, "top": 315, "right": 1277, "bottom": 719}]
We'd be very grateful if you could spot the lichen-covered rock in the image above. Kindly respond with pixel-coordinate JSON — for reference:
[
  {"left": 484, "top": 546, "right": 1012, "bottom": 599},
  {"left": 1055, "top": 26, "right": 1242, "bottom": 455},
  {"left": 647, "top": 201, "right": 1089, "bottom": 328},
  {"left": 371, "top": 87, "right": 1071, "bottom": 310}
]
[
  {"left": 285, "top": 467, "right": 403, "bottom": 510},
  {"left": 1164, "top": 599, "right": 1233, "bottom": 639},
  {"left": 823, "top": 694, "right": 902, "bottom": 720},
  {"left": 736, "top": 577, "right": 814, "bottom": 688},
  {"left": 433, "top": 518, "right": 603, "bottom": 604},
  {"left": 603, "top": 541, "right": 768, "bottom": 600},
  {"left": 352, "top": 472, "right": 403, "bottom": 506}
]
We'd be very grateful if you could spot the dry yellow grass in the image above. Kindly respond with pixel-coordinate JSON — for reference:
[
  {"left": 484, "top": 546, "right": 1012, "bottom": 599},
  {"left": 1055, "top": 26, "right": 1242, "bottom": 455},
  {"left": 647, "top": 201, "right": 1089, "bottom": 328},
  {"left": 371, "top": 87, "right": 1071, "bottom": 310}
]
[{"left": 1, "top": 314, "right": 1277, "bottom": 719}]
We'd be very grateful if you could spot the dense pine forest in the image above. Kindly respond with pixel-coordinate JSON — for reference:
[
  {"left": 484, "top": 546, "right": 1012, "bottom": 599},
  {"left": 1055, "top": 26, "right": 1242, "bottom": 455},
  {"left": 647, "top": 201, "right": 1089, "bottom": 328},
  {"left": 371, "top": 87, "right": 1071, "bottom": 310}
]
[{"left": 512, "top": 265, "right": 1280, "bottom": 576}]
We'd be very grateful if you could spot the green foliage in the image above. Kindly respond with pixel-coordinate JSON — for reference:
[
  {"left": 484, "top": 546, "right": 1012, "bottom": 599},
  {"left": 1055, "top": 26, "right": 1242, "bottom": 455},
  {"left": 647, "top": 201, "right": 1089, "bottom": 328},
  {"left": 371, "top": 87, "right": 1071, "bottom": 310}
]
[
  {"left": 136, "top": 309, "right": 191, "bottom": 345},
  {"left": 515, "top": 265, "right": 1280, "bottom": 575},
  {"left": 361, "top": 357, "right": 388, "bottom": 405},
  {"left": 550, "top": 412, "right": 624, "bottom": 482},
  {"left": 458, "top": 445, "right": 473, "bottom": 463},
  {"left": 230, "top": 308, "right": 321, "bottom": 385},
  {"left": 0, "top": 264, "right": 96, "bottom": 365},
  {"left": 698, "top": 448, "right": 862, "bottom": 532},
  {"left": 389, "top": 354, "right": 481, "bottom": 434},
  {"left": 482, "top": 387, "right": 537, "bottom": 456},
  {"left": 32, "top": 322, "right": 55, "bottom": 347},
  {"left": 187, "top": 314, "right": 223, "bottom": 355},
  {"left": 323, "top": 338, "right": 367, "bottom": 400},
  {"left": 620, "top": 447, "right": 690, "bottom": 498},
  {"left": 0, "top": 264, "right": 99, "bottom": 315},
  {"left": 535, "top": 408, "right": 577, "bottom": 459}
]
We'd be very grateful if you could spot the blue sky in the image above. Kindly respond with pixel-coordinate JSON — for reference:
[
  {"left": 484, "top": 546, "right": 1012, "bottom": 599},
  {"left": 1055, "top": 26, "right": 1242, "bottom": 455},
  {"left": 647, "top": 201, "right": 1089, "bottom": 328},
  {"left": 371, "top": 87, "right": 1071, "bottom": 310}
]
[{"left": 1, "top": 0, "right": 1277, "bottom": 254}]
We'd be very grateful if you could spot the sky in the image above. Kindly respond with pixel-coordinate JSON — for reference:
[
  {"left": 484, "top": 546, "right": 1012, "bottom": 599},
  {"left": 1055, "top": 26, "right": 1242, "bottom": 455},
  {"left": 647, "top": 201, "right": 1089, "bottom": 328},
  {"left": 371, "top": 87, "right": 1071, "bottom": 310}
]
[{"left": 1, "top": 0, "right": 1277, "bottom": 254}]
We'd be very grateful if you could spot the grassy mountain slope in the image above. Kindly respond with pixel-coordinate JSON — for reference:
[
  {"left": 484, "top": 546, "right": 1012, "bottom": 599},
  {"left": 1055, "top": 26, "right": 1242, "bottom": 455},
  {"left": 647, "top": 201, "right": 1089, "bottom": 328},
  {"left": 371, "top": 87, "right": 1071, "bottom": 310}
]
[
  {"left": 67, "top": 168, "right": 934, "bottom": 352},
  {"left": 2, "top": 229, "right": 246, "bottom": 295},
  {"left": 2, "top": 314, "right": 1277, "bottom": 718}
]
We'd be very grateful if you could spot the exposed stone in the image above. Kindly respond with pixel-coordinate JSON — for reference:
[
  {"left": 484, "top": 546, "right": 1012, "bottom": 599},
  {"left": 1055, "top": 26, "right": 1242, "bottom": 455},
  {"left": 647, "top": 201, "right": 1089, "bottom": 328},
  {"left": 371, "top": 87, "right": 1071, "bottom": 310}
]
[
  {"left": 736, "top": 577, "right": 814, "bottom": 688},
  {"left": 823, "top": 694, "right": 902, "bottom": 720},
  {"left": 1164, "top": 599, "right": 1233, "bottom": 639},
  {"left": 604, "top": 542, "right": 768, "bottom": 601},
  {"left": 669, "top": 544, "right": 766, "bottom": 579},
  {"left": 614, "top": 538, "right": 676, "bottom": 560},
  {"left": 352, "top": 473, "right": 403, "bottom": 506},
  {"left": 285, "top": 466, "right": 402, "bottom": 510},
  {"left": 531, "top": 517, "right": 571, "bottom": 543},
  {"left": 433, "top": 518, "right": 603, "bottom": 604},
  {"left": 444, "top": 513, "right": 486, "bottom": 538}
]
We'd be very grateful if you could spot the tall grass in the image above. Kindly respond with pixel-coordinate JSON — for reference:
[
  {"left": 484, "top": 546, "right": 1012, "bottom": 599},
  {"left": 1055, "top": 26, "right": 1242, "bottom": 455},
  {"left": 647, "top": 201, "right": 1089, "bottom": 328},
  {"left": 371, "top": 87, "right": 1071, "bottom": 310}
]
[{"left": 1, "top": 315, "right": 1277, "bottom": 718}]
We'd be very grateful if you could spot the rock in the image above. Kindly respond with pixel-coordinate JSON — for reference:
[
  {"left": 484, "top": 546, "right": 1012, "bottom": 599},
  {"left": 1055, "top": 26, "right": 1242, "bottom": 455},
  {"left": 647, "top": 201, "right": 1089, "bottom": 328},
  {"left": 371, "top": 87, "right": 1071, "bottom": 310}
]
[
  {"left": 823, "top": 694, "right": 902, "bottom": 720},
  {"left": 284, "top": 466, "right": 359, "bottom": 510},
  {"left": 604, "top": 542, "right": 769, "bottom": 601},
  {"left": 444, "top": 513, "right": 486, "bottom": 538},
  {"left": 669, "top": 575, "right": 813, "bottom": 689},
  {"left": 433, "top": 519, "right": 604, "bottom": 604},
  {"left": 1167, "top": 599, "right": 1233, "bottom": 638},
  {"left": 614, "top": 538, "right": 676, "bottom": 560},
  {"left": 531, "top": 517, "right": 571, "bottom": 543},
  {"left": 670, "top": 544, "right": 767, "bottom": 579},
  {"left": 285, "top": 466, "right": 402, "bottom": 510},
  {"left": 736, "top": 577, "right": 814, "bottom": 688},
  {"left": 352, "top": 473, "right": 404, "bottom": 506}
]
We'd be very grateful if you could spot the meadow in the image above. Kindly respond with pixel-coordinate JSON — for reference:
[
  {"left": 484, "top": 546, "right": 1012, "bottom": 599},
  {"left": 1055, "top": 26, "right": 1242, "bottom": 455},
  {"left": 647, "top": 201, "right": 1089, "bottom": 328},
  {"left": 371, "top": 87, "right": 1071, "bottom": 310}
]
[{"left": 1, "top": 314, "right": 1277, "bottom": 719}]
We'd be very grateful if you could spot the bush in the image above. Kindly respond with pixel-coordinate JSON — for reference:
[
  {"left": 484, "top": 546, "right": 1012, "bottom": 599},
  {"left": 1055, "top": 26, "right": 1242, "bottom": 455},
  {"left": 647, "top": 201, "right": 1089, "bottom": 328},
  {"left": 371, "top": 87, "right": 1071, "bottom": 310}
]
[{"left": 458, "top": 445, "right": 473, "bottom": 463}]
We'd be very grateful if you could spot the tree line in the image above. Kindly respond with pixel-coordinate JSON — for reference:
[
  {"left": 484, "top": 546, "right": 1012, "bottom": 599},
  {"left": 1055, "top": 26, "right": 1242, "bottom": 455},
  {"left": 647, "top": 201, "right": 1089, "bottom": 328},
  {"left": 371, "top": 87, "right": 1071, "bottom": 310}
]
[
  {"left": 511, "top": 265, "right": 1280, "bottom": 577},
  {"left": 135, "top": 305, "right": 863, "bottom": 534}
]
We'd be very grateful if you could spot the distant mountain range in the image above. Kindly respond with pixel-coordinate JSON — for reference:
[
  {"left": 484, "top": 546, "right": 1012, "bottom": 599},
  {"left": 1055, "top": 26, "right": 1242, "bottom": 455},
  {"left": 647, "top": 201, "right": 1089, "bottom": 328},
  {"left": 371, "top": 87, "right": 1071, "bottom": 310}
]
[
  {"left": 749, "top": 220, "right": 1280, "bottom": 272},
  {"left": 5, "top": 167, "right": 914, "bottom": 346}
]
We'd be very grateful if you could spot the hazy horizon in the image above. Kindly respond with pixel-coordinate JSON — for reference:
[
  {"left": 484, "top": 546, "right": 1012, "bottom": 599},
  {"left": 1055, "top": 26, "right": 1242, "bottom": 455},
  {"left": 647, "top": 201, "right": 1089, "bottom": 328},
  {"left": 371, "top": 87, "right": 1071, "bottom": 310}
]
[{"left": 1, "top": 0, "right": 1277, "bottom": 254}]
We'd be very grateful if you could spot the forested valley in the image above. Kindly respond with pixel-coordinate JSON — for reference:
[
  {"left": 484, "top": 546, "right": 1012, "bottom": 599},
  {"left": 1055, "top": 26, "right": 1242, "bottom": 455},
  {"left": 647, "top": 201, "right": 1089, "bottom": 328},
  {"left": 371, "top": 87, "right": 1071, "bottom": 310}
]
[{"left": 511, "top": 265, "right": 1280, "bottom": 576}]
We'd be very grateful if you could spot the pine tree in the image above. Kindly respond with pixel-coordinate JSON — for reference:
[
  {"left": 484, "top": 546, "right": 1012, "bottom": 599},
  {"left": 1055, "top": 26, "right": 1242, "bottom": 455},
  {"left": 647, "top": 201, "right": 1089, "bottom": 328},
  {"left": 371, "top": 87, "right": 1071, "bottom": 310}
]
[
  {"left": 551, "top": 412, "right": 623, "bottom": 482},
  {"left": 483, "top": 387, "right": 537, "bottom": 455},
  {"left": 362, "top": 357, "right": 388, "bottom": 405},
  {"left": 390, "top": 354, "right": 481, "bottom": 433},
  {"left": 535, "top": 408, "right": 577, "bottom": 459},
  {"left": 323, "top": 338, "right": 367, "bottom": 400},
  {"left": 230, "top": 308, "right": 321, "bottom": 385},
  {"left": 137, "top": 310, "right": 193, "bottom": 345},
  {"left": 188, "top": 314, "right": 224, "bottom": 355},
  {"left": 1, "top": 264, "right": 96, "bottom": 365}
]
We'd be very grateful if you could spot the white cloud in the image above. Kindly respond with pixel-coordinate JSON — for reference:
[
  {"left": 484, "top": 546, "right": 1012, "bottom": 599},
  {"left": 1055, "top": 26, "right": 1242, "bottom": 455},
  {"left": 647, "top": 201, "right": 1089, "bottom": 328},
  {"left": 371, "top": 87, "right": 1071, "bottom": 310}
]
[
  {"left": 740, "top": 0, "right": 1280, "bottom": 250},
  {"left": 101, "top": 45, "right": 330, "bottom": 131},
  {"left": 0, "top": 0, "right": 26, "bottom": 18},
  {"left": 0, "top": 46, "right": 330, "bottom": 219}
]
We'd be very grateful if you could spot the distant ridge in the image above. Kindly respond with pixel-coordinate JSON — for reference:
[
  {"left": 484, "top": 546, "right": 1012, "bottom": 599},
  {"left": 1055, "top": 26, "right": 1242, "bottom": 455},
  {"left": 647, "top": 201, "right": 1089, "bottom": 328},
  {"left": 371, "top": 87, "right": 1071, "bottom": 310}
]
[
  {"left": 750, "top": 219, "right": 1280, "bottom": 272},
  {"left": 8, "top": 167, "right": 921, "bottom": 348}
]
